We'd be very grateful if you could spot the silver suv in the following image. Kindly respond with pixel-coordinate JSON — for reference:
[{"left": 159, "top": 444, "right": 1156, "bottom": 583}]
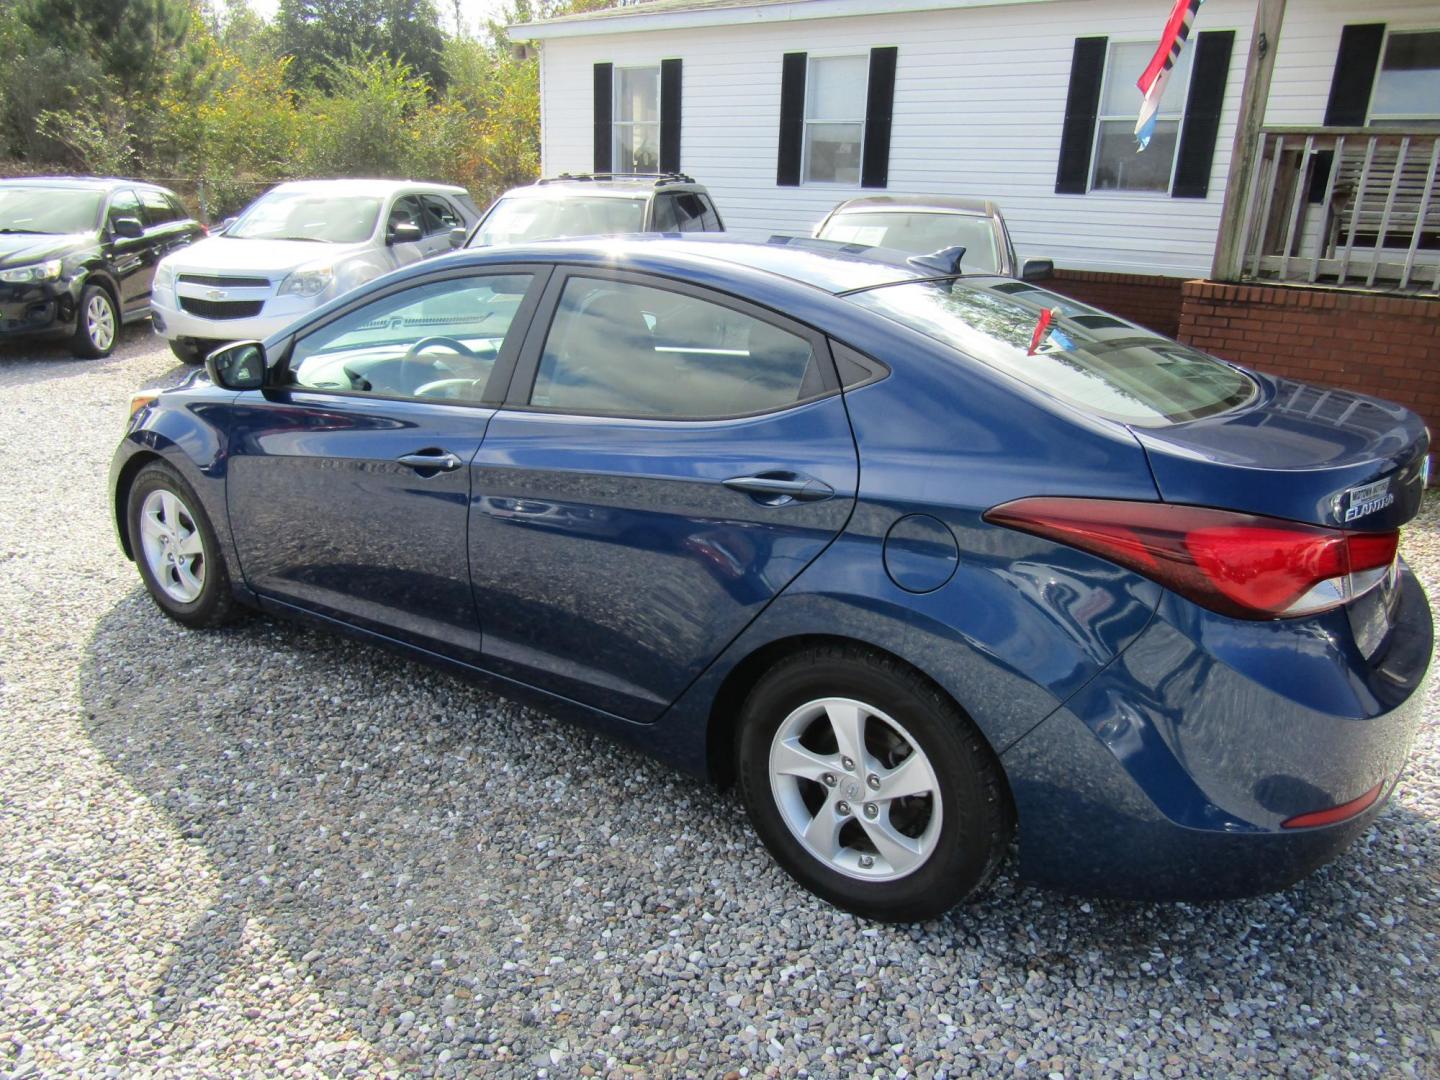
[
  {"left": 151, "top": 179, "right": 480, "bottom": 362},
  {"left": 463, "top": 173, "right": 724, "bottom": 248}
]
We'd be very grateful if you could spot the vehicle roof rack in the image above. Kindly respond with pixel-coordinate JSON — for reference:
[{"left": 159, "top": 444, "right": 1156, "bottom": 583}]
[{"left": 537, "top": 172, "right": 698, "bottom": 188}]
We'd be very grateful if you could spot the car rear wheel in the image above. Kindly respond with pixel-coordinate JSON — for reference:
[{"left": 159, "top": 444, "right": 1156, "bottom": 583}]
[
  {"left": 738, "top": 645, "right": 1012, "bottom": 921},
  {"left": 72, "top": 284, "right": 117, "bottom": 358},
  {"left": 127, "top": 462, "right": 237, "bottom": 628}
]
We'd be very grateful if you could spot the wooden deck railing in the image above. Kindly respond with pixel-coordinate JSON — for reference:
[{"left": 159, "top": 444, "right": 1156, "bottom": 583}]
[{"left": 1231, "top": 127, "right": 1439, "bottom": 295}]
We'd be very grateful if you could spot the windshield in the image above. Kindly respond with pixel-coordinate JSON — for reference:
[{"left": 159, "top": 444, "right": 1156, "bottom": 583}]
[
  {"left": 848, "top": 279, "right": 1255, "bottom": 426},
  {"left": 0, "top": 187, "right": 103, "bottom": 235},
  {"left": 818, "top": 211, "right": 1003, "bottom": 272},
  {"left": 228, "top": 192, "right": 381, "bottom": 244},
  {"left": 470, "top": 196, "right": 646, "bottom": 246}
]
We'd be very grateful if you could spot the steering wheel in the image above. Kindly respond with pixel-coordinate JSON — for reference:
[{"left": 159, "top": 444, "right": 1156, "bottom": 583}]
[{"left": 400, "top": 336, "right": 488, "bottom": 394}]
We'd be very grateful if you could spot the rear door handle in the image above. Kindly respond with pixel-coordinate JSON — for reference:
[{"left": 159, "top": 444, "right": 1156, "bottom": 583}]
[
  {"left": 397, "top": 450, "right": 463, "bottom": 473},
  {"left": 723, "top": 472, "right": 834, "bottom": 505}
]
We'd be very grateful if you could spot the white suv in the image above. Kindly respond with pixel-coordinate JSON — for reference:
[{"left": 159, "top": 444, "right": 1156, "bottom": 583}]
[{"left": 151, "top": 179, "right": 480, "bottom": 362}]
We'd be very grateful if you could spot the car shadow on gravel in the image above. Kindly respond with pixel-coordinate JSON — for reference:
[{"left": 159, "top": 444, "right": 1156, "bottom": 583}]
[
  {"left": 77, "top": 589, "right": 1440, "bottom": 1070},
  {"left": 0, "top": 327, "right": 190, "bottom": 391}
]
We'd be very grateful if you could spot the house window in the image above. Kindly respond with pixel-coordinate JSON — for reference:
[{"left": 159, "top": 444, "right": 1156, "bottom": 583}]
[
  {"left": 1090, "top": 40, "right": 1194, "bottom": 192},
  {"left": 1369, "top": 30, "right": 1440, "bottom": 126},
  {"left": 614, "top": 66, "right": 660, "bottom": 173},
  {"left": 804, "top": 55, "right": 869, "bottom": 184}
]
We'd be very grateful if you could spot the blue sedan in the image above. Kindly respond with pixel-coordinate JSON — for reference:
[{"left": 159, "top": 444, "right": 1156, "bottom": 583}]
[{"left": 111, "top": 237, "right": 1433, "bottom": 921}]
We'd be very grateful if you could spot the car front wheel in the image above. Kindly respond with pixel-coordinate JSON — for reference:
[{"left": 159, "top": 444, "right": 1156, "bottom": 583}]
[
  {"left": 72, "top": 283, "right": 117, "bottom": 358},
  {"left": 738, "top": 645, "right": 1013, "bottom": 921},
  {"left": 127, "top": 462, "right": 237, "bottom": 628}
]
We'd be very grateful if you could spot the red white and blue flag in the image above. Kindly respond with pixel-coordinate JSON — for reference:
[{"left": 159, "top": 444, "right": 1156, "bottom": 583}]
[{"left": 1135, "top": 0, "right": 1203, "bottom": 151}]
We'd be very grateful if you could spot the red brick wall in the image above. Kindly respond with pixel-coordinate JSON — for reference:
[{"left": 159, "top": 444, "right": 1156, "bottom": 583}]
[
  {"left": 1044, "top": 270, "right": 1186, "bottom": 338},
  {"left": 1176, "top": 281, "right": 1440, "bottom": 437}
]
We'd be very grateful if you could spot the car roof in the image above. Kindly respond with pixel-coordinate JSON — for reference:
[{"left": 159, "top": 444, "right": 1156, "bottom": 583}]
[
  {"left": 439, "top": 235, "right": 949, "bottom": 295},
  {"left": 829, "top": 194, "right": 1002, "bottom": 219},
  {"left": 0, "top": 176, "right": 177, "bottom": 195},
  {"left": 268, "top": 179, "right": 469, "bottom": 197},
  {"left": 502, "top": 174, "right": 707, "bottom": 200}
]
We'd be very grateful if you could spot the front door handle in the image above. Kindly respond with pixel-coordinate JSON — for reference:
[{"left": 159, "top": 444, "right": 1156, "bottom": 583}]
[
  {"left": 723, "top": 472, "right": 834, "bottom": 505},
  {"left": 397, "top": 450, "right": 463, "bottom": 473}
]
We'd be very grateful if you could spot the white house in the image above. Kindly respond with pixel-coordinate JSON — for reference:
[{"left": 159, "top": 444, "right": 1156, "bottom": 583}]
[{"left": 513, "top": 0, "right": 1440, "bottom": 283}]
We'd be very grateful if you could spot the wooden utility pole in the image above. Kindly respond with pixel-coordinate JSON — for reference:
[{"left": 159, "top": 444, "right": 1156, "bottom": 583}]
[{"left": 1210, "top": 0, "right": 1287, "bottom": 281}]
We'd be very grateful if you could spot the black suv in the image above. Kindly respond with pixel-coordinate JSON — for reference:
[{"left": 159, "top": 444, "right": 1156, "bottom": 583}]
[
  {"left": 462, "top": 173, "right": 724, "bottom": 248},
  {"left": 0, "top": 177, "right": 204, "bottom": 358}
]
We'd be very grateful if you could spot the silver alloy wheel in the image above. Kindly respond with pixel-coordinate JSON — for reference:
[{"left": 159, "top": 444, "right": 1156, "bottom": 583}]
[
  {"left": 86, "top": 292, "right": 115, "bottom": 351},
  {"left": 768, "top": 697, "right": 943, "bottom": 882},
  {"left": 138, "top": 488, "right": 206, "bottom": 603}
]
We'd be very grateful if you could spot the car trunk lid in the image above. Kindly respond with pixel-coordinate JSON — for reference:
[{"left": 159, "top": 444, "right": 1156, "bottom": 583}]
[{"left": 1132, "top": 373, "right": 1430, "bottom": 533}]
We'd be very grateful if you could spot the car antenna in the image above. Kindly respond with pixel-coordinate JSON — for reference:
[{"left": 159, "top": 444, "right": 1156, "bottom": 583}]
[{"left": 907, "top": 246, "right": 966, "bottom": 276}]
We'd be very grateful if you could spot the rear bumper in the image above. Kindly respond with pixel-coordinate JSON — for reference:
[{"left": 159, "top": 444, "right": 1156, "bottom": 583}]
[{"left": 1003, "top": 560, "right": 1432, "bottom": 900}]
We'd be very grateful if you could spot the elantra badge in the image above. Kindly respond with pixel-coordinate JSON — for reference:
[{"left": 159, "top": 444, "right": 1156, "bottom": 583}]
[{"left": 1337, "top": 477, "right": 1394, "bottom": 523}]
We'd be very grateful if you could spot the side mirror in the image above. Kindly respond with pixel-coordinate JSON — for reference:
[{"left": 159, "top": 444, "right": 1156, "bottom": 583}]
[
  {"left": 389, "top": 221, "right": 423, "bottom": 245},
  {"left": 205, "top": 340, "right": 266, "bottom": 391},
  {"left": 111, "top": 217, "right": 144, "bottom": 240},
  {"left": 449, "top": 225, "right": 469, "bottom": 249},
  {"left": 1021, "top": 257, "right": 1054, "bottom": 281}
]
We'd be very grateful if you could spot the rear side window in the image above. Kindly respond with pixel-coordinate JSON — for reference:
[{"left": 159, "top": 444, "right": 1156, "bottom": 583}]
[
  {"left": 656, "top": 193, "right": 713, "bottom": 233},
  {"left": 847, "top": 280, "right": 1255, "bottom": 425},
  {"left": 531, "top": 277, "right": 824, "bottom": 418}
]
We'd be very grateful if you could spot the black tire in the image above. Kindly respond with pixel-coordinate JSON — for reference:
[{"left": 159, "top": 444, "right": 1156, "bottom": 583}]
[
  {"left": 169, "top": 339, "right": 202, "bottom": 364},
  {"left": 71, "top": 283, "right": 118, "bottom": 358},
  {"left": 126, "top": 462, "right": 238, "bottom": 628},
  {"left": 737, "top": 645, "right": 1013, "bottom": 921}
]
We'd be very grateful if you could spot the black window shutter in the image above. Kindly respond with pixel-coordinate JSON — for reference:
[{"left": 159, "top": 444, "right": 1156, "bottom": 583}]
[
  {"left": 1171, "top": 30, "right": 1235, "bottom": 198},
  {"left": 593, "top": 63, "right": 613, "bottom": 173},
  {"left": 777, "top": 52, "right": 807, "bottom": 187},
  {"left": 660, "top": 58, "right": 682, "bottom": 174},
  {"left": 861, "top": 46, "right": 898, "bottom": 189},
  {"left": 1055, "top": 37, "right": 1107, "bottom": 194},
  {"left": 1324, "top": 23, "right": 1385, "bottom": 125}
]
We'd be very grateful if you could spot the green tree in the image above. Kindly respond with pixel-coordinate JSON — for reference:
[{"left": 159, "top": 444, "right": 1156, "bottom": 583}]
[
  {"left": 275, "top": 0, "right": 446, "bottom": 91},
  {"left": 19, "top": 0, "right": 193, "bottom": 97}
]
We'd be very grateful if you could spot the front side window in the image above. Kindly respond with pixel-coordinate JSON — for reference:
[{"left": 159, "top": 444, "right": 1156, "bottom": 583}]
[
  {"left": 1091, "top": 40, "right": 1194, "bottom": 192},
  {"left": 805, "top": 55, "right": 868, "bottom": 184},
  {"left": 470, "top": 196, "right": 646, "bottom": 246},
  {"left": 846, "top": 278, "right": 1254, "bottom": 425},
  {"left": 228, "top": 192, "right": 382, "bottom": 244},
  {"left": 614, "top": 66, "right": 660, "bottom": 173},
  {"left": 288, "top": 273, "right": 534, "bottom": 403},
  {"left": 1370, "top": 30, "right": 1440, "bottom": 126},
  {"left": 421, "top": 195, "right": 463, "bottom": 233},
  {"left": 107, "top": 190, "right": 142, "bottom": 231},
  {"left": 0, "top": 187, "right": 102, "bottom": 234},
  {"left": 818, "top": 211, "right": 1002, "bottom": 271},
  {"left": 139, "top": 189, "right": 180, "bottom": 227},
  {"left": 532, "top": 277, "right": 822, "bottom": 418}
]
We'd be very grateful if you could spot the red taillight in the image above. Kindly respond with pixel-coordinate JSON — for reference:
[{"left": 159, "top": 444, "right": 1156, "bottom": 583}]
[{"left": 983, "top": 497, "right": 1399, "bottom": 620}]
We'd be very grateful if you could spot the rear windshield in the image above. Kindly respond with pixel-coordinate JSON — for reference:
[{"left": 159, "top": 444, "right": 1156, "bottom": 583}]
[
  {"left": 847, "top": 279, "right": 1255, "bottom": 425},
  {"left": 471, "top": 196, "right": 646, "bottom": 247},
  {"left": 818, "top": 211, "right": 1002, "bottom": 272}
]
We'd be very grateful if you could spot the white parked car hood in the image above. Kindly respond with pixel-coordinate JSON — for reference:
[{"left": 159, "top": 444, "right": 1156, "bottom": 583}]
[{"left": 162, "top": 236, "right": 370, "bottom": 277}]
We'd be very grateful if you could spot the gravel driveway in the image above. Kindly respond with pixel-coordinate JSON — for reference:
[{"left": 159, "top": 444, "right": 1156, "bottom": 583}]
[{"left": 1, "top": 327, "right": 1437, "bottom": 1080}]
